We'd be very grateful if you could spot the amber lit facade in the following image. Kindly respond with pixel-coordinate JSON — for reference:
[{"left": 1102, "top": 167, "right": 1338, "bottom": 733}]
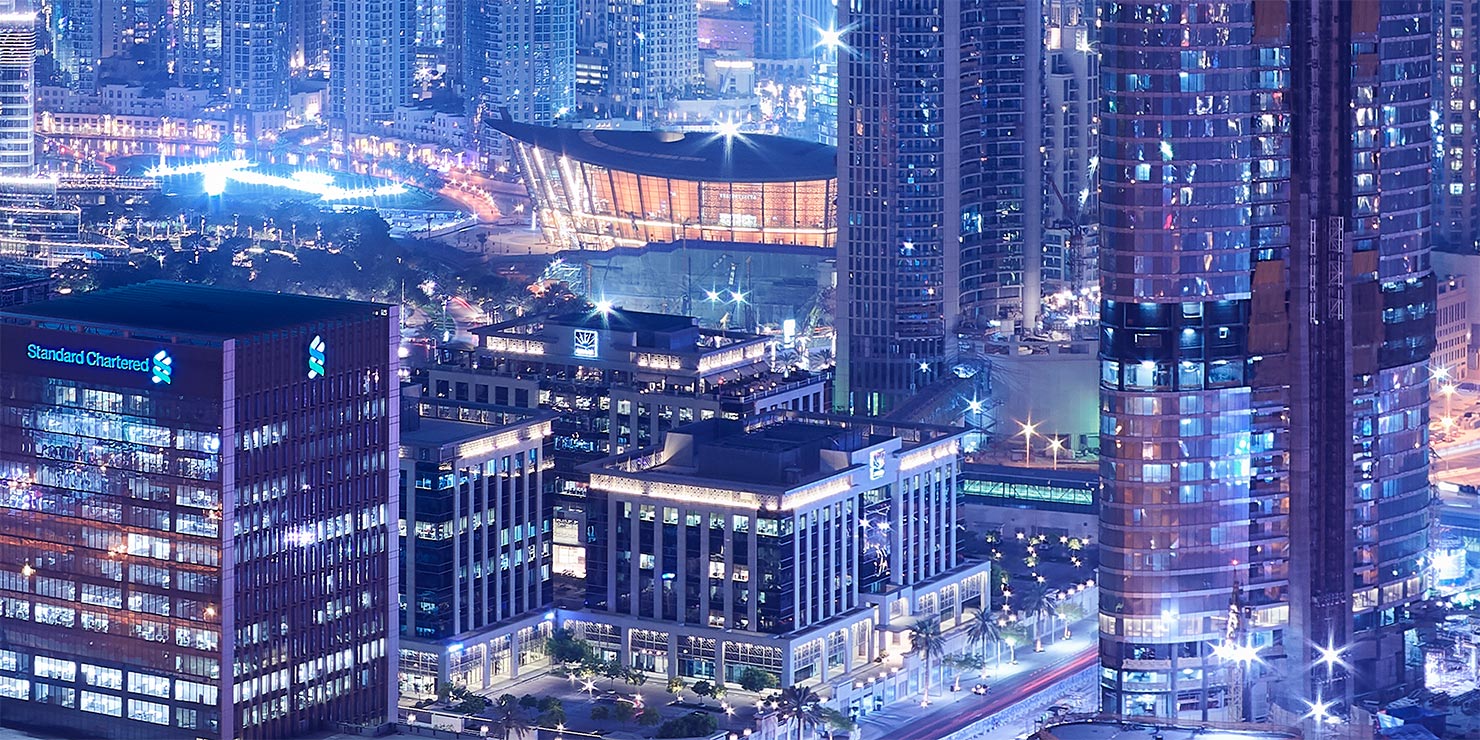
[{"left": 494, "top": 120, "right": 837, "bottom": 250}]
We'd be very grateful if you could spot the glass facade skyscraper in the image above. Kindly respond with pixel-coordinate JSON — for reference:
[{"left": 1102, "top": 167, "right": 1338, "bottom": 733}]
[
  {"left": 1098, "top": 0, "right": 1435, "bottom": 721},
  {"left": 0, "top": 282, "right": 399, "bottom": 739}
]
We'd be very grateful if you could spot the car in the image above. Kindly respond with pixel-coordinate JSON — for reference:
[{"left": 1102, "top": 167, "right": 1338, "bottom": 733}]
[{"left": 971, "top": 684, "right": 989, "bottom": 695}]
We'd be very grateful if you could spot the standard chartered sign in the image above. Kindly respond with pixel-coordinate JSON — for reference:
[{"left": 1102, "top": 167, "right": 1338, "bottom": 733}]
[{"left": 27, "top": 343, "right": 174, "bottom": 384}]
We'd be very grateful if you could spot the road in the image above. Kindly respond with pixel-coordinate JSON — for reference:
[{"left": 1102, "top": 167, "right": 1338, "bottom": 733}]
[{"left": 859, "top": 623, "right": 1098, "bottom": 740}]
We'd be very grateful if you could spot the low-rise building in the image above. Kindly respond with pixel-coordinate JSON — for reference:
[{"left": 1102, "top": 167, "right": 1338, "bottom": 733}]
[
  {"left": 421, "top": 307, "right": 827, "bottom": 604},
  {"left": 1438, "top": 275, "right": 1470, "bottom": 381},
  {"left": 567, "top": 412, "right": 992, "bottom": 690},
  {"left": 396, "top": 394, "right": 558, "bottom": 698}
]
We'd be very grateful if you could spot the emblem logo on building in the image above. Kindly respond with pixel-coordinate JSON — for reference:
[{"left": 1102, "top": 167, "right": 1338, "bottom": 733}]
[
  {"left": 308, "top": 335, "right": 326, "bottom": 379},
  {"left": 572, "top": 329, "right": 599, "bottom": 359},
  {"left": 150, "top": 350, "right": 173, "bottom": 385},
  {"left": 869, "top": 448, "right": 886, "bottom": 481}
]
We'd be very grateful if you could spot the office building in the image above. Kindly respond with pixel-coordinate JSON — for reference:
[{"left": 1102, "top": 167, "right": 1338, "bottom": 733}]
[
  {"left": 466, "top": 0, "right": 575, "bottom": 165},
  {"left": 397, "top": 394, "right": 557, "bottom": 697},
  {"left": 571, "top": 412, "right": 991, "bottom": 688},
  {"left": 329, "top": 0, "right": 412, "bottom": 134},
  {"left": 1042, "top": 0, "right": 1097, "bottom": 297},
  {"left": 1098, "top": 0, "right": 1434, "bottom": 722},
  {"left": 835, "top": 2, "right": 983, "bottom": 415},
  {"left": 419, "top": 307, "right": 826, "bottom": 603},
  {"left": 222, "top": 0, "right": 289, "bottom": 135},
  {"left": 0, "top": 282, "right": 399, "bottom": 739},
  {"left": 495, "top": 120, "right": 837, "bottom": 251},
  {"left": 607, "top": 0, "right": 698, "bottom": 121},
  {"left": 0, "top": 9, "right": 35, "bottom": 175},
  {"left": 1438, "top": 0, "right": 1480, "bottom": 251}
]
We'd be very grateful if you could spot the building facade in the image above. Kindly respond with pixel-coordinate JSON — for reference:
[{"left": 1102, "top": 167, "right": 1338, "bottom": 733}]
[
  {"left": 606, "top": 0, "right": 698, "bottom": 121},
  {"left": 1438, "top": 0, "right": 1480, "bottom": 252},
  {"left": 419, "top": 307, "right": 827, "bottom": 608},
  {"left": 329, "top": 0, "right": 412, "bottom": 135},
  {"left": 572, "top": 413, "right": 991, "bottom": 688},
  {"left": 0, "top": 178, "right": 82, "bottom": 267},
  {"left": 48, "top": 0, "right": 100, "bottom": 92},
  {"left": 1098, "top": 0, "right": 1435, "bottom": 722},
  {"left": 0, "top": 282, "right": 398, "bottom": 739},
  {"left": 397, "top": 395, "right": 557, "bottom": 697},
  {"left": 222, "top": 0, "right": 289, "bottom": 135},
  {"left": 754, "top": 0, "right": 831, "bottom": 61},
  {"left": 466, "top": 0, "right": 575, "bottom": 165},
  {"left": 495, "top": 120, "right": 837, "bottom": 251},
  {"left": 0, "top": 10, "right": 35, "bottom": 175},
  {"left": 835, "top": 2, "right": 979, "bottom": 415}
]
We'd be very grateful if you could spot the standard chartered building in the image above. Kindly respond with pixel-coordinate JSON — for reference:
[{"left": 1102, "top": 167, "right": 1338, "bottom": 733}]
[{"left": 0, "top": 281, "right": 399, "bottom": 739}]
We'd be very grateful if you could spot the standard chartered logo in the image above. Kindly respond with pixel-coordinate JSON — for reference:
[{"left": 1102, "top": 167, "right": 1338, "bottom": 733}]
[
  {"left": 151, "top": 350, "right": 173, "bottom": 384},
  {"left": 27, "top": 342, "right": 174, "bottom": 384},
  {"left": 308, "top": 335, "right": 325, "bottom": 379}
]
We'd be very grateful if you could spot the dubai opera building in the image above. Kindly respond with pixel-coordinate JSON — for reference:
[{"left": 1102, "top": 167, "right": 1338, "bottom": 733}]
[{"left": 493, "top": 120, "right": 837, "bottom": 251}]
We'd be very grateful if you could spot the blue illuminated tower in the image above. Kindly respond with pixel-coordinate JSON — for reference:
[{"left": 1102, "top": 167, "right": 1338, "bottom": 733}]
[{"left": 1097, "top": 0, "right": 1434, "bottom": 721}]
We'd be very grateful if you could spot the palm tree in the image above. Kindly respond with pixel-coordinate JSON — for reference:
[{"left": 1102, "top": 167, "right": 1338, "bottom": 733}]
[
  {"left": 488, "top": 697, "right": 532, "bottom": 740},
  {"left": 963, "top": 606, "right": 1003, "bottom": 671},
  {"left": 775, "top": 684, "right": 825, "bottom": 740},
  {"left": 819, "top": 706, "right": 856, "bottom": 740},
  {"left": 907, "top": 616, "right": 947, "bottom": 702},
  {"left": 1021, "top": 582, "right": 1060, "bottom": 651}
]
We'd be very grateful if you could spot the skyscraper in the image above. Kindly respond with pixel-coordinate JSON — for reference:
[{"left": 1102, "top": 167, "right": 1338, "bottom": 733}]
[
  {"left": 755, "top": 0, "right": 831, "bottom": 61},
  {"left": 329, "top": 0, "right": 412, "bottom": 135},
  {"left": 0, "top": 282, "right": 399, "bottom": 739},
  {"left": 0, "top": 8, "right": 35, "bottom": 175},
  {"left": 466, "top": 0, "right": 575, "bottom": 164},
  {"left": 1042, "top": 0, "right": 1097, "bottom": 298},
  {"left": 223, "top": 0, "right": 289, "bottom": 134},
  {"left": 48, "top": 0, "right": 100, "bottom": 91},
  {"left": 172, "top": 0, "right": 222, "bottom": 91},
  {"left": 1098, "top": 0, "right": 1434, "bottom": 721},
  {"left": 1437, "top": 0, "right": 1480, "bottom": 251},
  {"left": 606, "top": 0, "right": 697, "bottom": 121}
]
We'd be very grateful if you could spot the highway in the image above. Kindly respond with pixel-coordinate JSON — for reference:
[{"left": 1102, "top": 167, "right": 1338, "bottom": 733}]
[{"left": 859, "top": 628, "right": 1098, "bottom": 740}]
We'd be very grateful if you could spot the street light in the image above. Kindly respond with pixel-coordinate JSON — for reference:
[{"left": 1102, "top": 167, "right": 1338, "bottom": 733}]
[
  {"left": 1047, "top": 436, "right": 1064, "bottom": 470},
  {"left": 1019, "top": 419, "right": 1038, "bottom": 465}
]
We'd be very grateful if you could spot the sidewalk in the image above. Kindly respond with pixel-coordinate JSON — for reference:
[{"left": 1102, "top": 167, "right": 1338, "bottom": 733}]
[{"left": 858, "top": 617, "right": 1098, "bottom": 740}]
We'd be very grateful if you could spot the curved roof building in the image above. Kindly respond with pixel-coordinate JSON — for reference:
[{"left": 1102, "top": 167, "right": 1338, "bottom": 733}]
[{"left": 494, "top": 120, "right": 837, "bottom": 250}]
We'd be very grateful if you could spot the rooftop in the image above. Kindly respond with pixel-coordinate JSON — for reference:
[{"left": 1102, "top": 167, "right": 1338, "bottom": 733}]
[
  {"left": 1, "top": 281, "right": 385, "bottom": 337},
  {"left": 401, "top": 418, "right": 497, "bottom": 447},
  {"left": 547, "top": 308, "right": 697, "bottom": 334},
  {"left": 490, "top": 120, "right": 837, "bottom": 183}
]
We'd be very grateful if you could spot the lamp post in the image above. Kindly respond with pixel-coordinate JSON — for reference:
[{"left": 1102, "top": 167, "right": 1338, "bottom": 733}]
[
  {"left": 1047, "top": 436, "right": 1063, "bottom": 470},
  {"left": 1018, "top": 420, "right": 1037, "bottom": 465}
]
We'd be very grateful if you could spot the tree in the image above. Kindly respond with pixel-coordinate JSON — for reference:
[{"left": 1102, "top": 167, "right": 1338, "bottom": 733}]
[
  {"left": 637, "top": 705, "right": 664, "bottom": 727},
  {"left": 941, "top": 654, "right": 985, "bottom": 690},
  {"left": 1021, "top": 582, "right": 1060, "bottom": 651},
  {"left": 691, "top": 680, "right": 714, "bottom": 704},
  {"left": 613, "top": 699, "right": 637, "bottom": 726},
  {"left": 488, "top": 697, "right": 532, "bottom": 740},
  {"left": 601, "top": 658, "right": 626, "bottom": 689},
  {"left": 547, "top": 627, "right": 592, "bottom": 665},
  {"left": 590, "top": 705, "right": 610, "bottom": 721},
  {"left": 656, "top": 711, "right": 719, "bottom": 738},
  {"left": 739, "top": 667, "right": 779, "bottom": 693},
  {"left": 908, "top": 617, "right": 947, "bottom": 702},
  {"left": 454, "top": 693, "right": 488, "bottom": 715},
  {"left": 710, "top": 683, "right": 728, "bottom": 704},
  {"left": 517, "top": 694, "right": 538, "bottom": 709},
  {"left": 963, "top": 606, "right": 1003, "bottom": 670},
  {"left": 1057, "top": 601, "right": 1086, "bottom": 639},
  {"left": 774, "top": 684, "right": 824, "bottom": 740},
  {"left": 624, "top": 669, "right": 650, "bottom": 689},
  {"left": 666, "top": 676, "right": 687, "bottom": 696},
  {"left": 819, "top": 707, "right": 856, "bottom": 740}
]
